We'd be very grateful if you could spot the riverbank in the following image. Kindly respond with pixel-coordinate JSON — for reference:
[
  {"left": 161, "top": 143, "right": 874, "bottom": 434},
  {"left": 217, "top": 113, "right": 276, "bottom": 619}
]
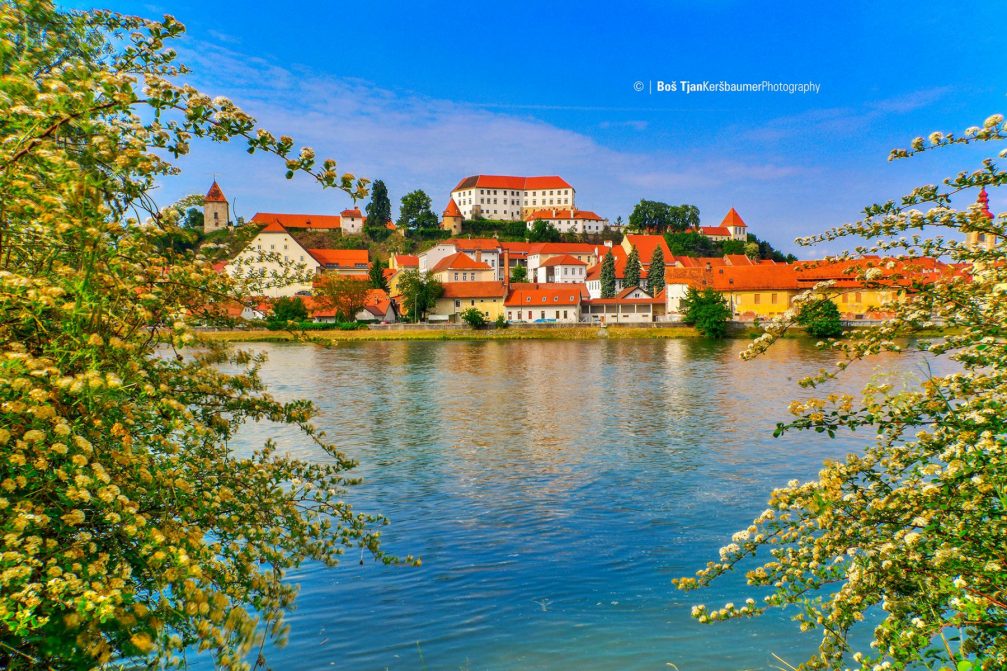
[{"left": 198, "top": 324, "right": 768, "bottom": 342}]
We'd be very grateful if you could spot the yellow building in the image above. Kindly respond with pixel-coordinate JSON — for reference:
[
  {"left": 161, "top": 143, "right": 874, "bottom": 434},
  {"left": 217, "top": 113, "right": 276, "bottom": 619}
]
[{"left": 431, "top": 281, "right": 508, "bottom": 322}]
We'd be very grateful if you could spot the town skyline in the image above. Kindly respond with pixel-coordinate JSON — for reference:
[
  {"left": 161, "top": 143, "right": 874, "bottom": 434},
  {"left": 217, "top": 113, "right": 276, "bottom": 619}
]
[{"left": 57, "top": 1, "right": 1006, "bottom": 257}]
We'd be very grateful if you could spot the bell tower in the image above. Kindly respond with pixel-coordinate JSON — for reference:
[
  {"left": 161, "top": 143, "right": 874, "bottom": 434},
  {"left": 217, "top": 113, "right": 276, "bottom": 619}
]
[
  {"left": 965, "top": 187, "right": 996, "bottom": 251},
  {"left": 203, "top": 180, "right": 229, "bottom": 233}
]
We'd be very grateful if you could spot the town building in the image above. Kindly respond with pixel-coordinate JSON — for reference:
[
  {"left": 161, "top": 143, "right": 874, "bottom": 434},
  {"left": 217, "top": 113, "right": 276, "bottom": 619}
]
[
  {"left": 584, "top": 286, "right": 666, "bottom": 323},
  {"left": 696, "top": 208, "right": 749, "bottom": 242},
  {"left": 524, "top": 208, "right": 609, "bottom": 234},
  {"left": 419, "top": 238, "right": 503, "bottom": 279},
  {"left": 203, "top": 181, "right": 230, "bottom": 233},
  {"left": 227, "top": 221, "right": 369, "bottom": 297},
  {"left": 441, "top": 199, "right": 464, "bottom": 235},
  {"left": 431, "top": 282, "right": 508, "bottom": 322},
  {"left": 449, "top": 175, "right": 575, "bottom": 221},
  {"left": 430, "top": 252, "right": 497, "bottom": 283},
  {"left": 504, "top": 283, "right": 586, "bottom": 323},
  {"left": 533, "top": 255, "right": 588, "bottom": 283}
]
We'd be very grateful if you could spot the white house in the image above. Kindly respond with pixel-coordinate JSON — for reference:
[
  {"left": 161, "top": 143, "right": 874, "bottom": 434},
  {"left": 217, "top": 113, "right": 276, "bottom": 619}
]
[
  {"left": 524, "top": 208, "right": 609, "bottom": 234},
  {"left": 533, "top": 255, "right": 588, "bottom": 284},
  {"left": 419, "top": 238, "right": 503, "bottom": 279},
  {"left": 227, "top": 222, "right": 319, "bottom": 297},
  {"left": 450, "top": 175, "right": 575, "bottom": 221},
  {"left": 504, "top": 283, "right": 585, "bottom": 323}
]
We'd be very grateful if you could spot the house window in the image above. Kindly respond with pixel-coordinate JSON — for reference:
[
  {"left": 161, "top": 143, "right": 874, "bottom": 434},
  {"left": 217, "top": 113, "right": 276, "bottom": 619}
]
[
  {"left": 563, "top": 310, "right": 568, "bottom": 319},
  {"left": 541, "top": 311, "right": 545, "bottom": 319},
  {"left": 771, "top": 293, "right": 778, "bottom": 304},
  {"left": 855, "top": 292, "right": 863, "bottom": 302},
  {"left": 454, "top": 272, "right": 459, "bottom": 280},
  {"left": 454, "top": 300, "right": 460, "bottom": 308},
  {"left": 754, "top": 294, "right": 761, "bottom": 305}
]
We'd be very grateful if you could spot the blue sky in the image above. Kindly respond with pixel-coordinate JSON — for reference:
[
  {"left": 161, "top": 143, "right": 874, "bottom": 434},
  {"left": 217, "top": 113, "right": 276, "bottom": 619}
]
[{"left": 63, "top": 1, "right": 1005, "bottom": 256}]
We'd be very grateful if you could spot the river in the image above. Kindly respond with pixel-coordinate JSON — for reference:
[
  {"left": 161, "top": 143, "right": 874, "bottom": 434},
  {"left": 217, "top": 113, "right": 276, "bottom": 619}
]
[{"left": 206, "top": 338, "right": 933, "bottom": 671}]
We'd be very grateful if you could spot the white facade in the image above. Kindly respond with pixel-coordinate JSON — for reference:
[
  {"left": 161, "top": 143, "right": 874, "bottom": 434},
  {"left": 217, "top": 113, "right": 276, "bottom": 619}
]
[
  {"left": 419, "top": 242, "right": 503, "bottom": 279},
  {"left": 525, "top": 211, "right": 608, "bottom": 234},
  {"left": 534, "top": 262, "right": 587, "bottom": 284},
  {"left": 450, "top": 179, "right": 576, "bottom": 221},
  {"left": 228, "top": 229, "right": 318, "bottom": 297},
  {"left": 340, "top": 210, "right": 364, "bottom": 234},
  {"left": 505, "top": 305, "right": 581, "bottom": 323}
]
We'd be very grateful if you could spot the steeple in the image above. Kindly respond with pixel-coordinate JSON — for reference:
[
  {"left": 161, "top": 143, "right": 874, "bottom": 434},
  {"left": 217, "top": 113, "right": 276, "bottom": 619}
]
[
  {"left": 966, "top": 187, "right": 996, "bottom": 252},
  {"left": 203, "top": 180, "right": 230, "bottom": 233}
]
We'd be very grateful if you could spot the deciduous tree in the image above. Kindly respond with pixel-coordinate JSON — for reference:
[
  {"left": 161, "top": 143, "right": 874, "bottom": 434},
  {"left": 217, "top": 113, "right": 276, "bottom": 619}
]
[
  {"left": 0, "top": 3, "right": 403, "bottom": 669},
  {"left": 396, "top": 269, "right": 443, "bottom": 322},
  {"left": 397, "top": 189, "right": 438, "bottom": 235},
  {"left": 680, "top": 287, "right": 731, "bottom": 338},
  {"left": 676, "top": 114, "right": 1007, "bottom": 670},
  {"left": 315, "top": 274, "right": 372, "bottom": 321}
]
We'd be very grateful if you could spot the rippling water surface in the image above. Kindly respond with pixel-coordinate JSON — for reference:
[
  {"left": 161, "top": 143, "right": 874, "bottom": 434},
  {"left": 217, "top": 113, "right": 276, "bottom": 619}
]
[{"left": 199, "top": 338, "right": 935, "bottom": 671}]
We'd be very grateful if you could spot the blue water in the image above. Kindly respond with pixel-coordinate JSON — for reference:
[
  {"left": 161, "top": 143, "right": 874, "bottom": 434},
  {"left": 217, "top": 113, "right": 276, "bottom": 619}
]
[{"left": 205, "top": 338, "right": 931, "bottom": 670}]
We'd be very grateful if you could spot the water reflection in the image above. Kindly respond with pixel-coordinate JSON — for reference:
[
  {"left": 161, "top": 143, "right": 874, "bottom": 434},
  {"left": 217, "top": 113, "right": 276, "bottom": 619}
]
[{"left": 195, "top": 338, "right": 939, "bottom": 671}]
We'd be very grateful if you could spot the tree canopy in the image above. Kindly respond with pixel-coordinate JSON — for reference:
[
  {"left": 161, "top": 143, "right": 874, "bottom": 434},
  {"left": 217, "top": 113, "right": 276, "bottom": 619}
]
[
  {"left": 364, "top": 180, "right": 392, "bottom": 241},
  {"left": 528, "top": 219, "right": 561, "bottom": 243},
  {"left": 397, "top": 189, "right": 439, "bottom": 235},
  {"left": 647, "top": 246, "right": 665, "bottom": 294},
  {"left": 676, "top": 114, "right": 1007, "bottom": 670},
  {"left": 624, "top": 247, "right": 641, "bottom": 288},
  {"left": 628, "top": 200, "right": 699, "bottom": 234},
  {"left": 679, "top": 287, "right": 731, "bottom": 338},
  {"left": 395, "top": 270, "right": 443, "bottom": 322},
  {"left": 0, "top": 3, "right": 406, "bottom": 668},
  {"left": 600, "top": 250, "right": 616, "bottom": 298}
]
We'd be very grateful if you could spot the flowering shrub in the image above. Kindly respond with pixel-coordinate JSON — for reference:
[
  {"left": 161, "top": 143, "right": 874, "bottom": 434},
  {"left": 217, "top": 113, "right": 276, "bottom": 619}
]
[
  {"left": 676, "top": 115, "right": 1007, "bottom": 670},
  {"left": 0, "top": 2, "right": 409, "bottom": 669}
]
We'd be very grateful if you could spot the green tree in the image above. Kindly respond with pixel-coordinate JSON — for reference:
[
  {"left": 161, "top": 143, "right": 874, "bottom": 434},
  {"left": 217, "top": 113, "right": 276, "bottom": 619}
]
[
  {"left": 721, "top": 239, "right": 746, "bottom": 255},
  {"left": 679, "top": 287, "right": 731, "bottom": 338},
  {"left": 460, "top": 307, "right": 486, "bottom": 328},
  {"left": 743, "top": 241, "right": 760, "bottom": 258},
  {"left": 0, "top": 3, "right": 402, "bottom": 669},
  {"left": 628, "top": 200, "right": 698, "bottom": 233},
  {"left": 510, "top": 265, "right": 528, "bottom": 283},
  {"left": 369, "top": 257, "right": 389, "bottom": 291},
  {"left": 665, "top": 230, "right": 719, "bottom": 257},
  {"left": 315, "top": 274, "right": 371, "bottom": 321},
  {"left": 364, "top": 179, "right": 392, "bottom": 241},
  {"left": 270, "top": 296, "right": 309, "bottom": 323},
  {"left": 676, "top": 114, "right": 1007, "bottom": 670},
  {"left": 625, "top": 247, "right": 641, "bottom": 288},
  {"left": 647, "top": 245, "right": 665, "bottom": 294},
  {"left": 494, "top": 314, "right": 509, "bottom": 328},
  {"left": 397, "top": 189, "right": 438, "bottom": 235},
  {"left": 796, "top": 297, "right": 843, "bottom": 339},
  {"left": 528, "top": 219, "right": 561, "bottom": 242},
  {"left": 600, "top": 250, "right": 617, "bottom": 298},
  {"left": 396, "top": 269, "right": 443, "bottom": 322}
]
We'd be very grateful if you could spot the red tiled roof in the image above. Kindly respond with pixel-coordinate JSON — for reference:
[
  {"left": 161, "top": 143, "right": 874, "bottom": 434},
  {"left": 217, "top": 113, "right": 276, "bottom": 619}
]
[
  {"left": 341, "top": 208, "right": 363, "bottom": 218},
  {"left": 440, "top": 281, "right": 507, "bottom": 298},
  {"left": 528, "top": 242, "right": 599, "bottom": 256},
  {"left": 624, "top": 234, "right": 673, "bottom": 265},
  {"left": 393, "top": 254, "right": 419, "bottom": 268},
  {"left": 307, "top": 248, "right": 370, "bottom": 268},
  {"left": 444, "top": 238, "right": 501, "bottom": 251},
  {"left": 205, "top": 181, "right": 226, "bottom": 203},
  {"left": 721, "top": 208, "right": 747, "bottom": 228},
  {"left": 539, "top": 254, "right": 587, "bottom": 268},
  {"left": 505, "top": 282, "right": 587, "bottom": 306},
  {"left": 259, "top": 221, "right": 287, "bottom": 234},
  {"left": 432, "top": 252, "right": 491, "bottom": 273},
  {"left": 587, "top": 286, "right": 665, "bottom": 305},
  {"left": 711, "top": 265, "right": 800, "bottom": 291},
  {"left": 700, "top": 226, "right": 732, "bottom": 237},
  {"left": 724, "top": 254, "right": 755, "bottom": 266},
  {"left": 443, "top": 199, "right": 462, "bottom": 217},
  {"left": 251, "top": 212, "right": 343, "bottom": 230},
  {"left": 452, "top": 175, "right": 573, "bottom": 191},
  {"left": 524, "top": 208, "right": 603, "bottom": 221}
]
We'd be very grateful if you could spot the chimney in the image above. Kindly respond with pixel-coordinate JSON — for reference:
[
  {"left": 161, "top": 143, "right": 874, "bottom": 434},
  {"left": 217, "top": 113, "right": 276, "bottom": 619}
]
[
  {"left": 503, "top": 249, "right": 511, "bottom": 289},
  {"left": 475, "top": 249, "right": 482, "bottom": 263}
]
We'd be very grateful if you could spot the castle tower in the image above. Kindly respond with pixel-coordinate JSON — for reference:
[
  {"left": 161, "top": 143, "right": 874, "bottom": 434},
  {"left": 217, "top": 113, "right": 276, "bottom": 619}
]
[
  {"left": 203, "top": 180, "right": 229, "bottom": 233},
  {"left": 965, "top": 187, "right": 996, "bottom": 251},
  {"left": 442, "top": 198, "right": 463, "bottom": 236}
]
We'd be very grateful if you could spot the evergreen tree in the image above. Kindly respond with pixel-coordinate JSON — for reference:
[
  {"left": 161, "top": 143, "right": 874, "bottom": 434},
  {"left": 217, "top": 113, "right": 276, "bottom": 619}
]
[
  {"left": 647, "top": 245, "right": 665, "bottom": 294},
  {"left": 369, "top": 258, "right": 389, "bottom": 291},
  {"left": 364, "top": 180, "right": 392, "bottom": 241},
  {"left": 600, "top": 250, "right": 616, "bottom": 298},
  {"left": 625, "top": 247, "right": 641, "bottom": 288}
]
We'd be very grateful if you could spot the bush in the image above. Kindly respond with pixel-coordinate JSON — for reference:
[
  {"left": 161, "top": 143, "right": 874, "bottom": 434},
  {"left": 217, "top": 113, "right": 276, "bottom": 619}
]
[
  {"left": 460, "top": 307, "right": 487, "bottom": 328},
  {"left": 269, "top": 296, "right": 309, "bottom": 323},
  {"left": 680, "top": 287, "right": 731, "bottom": 338},
  {"left": 494, "top": 314, "right": 509, "bottom": 329},
  {"left": 796, "top": 297, "right": 844, "bottom": 338}
]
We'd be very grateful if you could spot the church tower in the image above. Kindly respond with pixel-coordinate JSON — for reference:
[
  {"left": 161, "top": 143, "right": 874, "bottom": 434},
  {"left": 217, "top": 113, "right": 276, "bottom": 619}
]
[
  {"left": 203, "top": 180, "right": 229, "bottom": 233},
  {"left": 965, "top": 187, "right": 996, "bottom": 251},
  {"left": 442, "top": 198, "right": 463, "bottom": 236}
]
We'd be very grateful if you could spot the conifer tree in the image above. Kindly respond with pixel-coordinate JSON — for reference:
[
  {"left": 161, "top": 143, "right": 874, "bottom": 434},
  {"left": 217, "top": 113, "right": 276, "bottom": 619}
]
[
  {"left": 625, "top": 247, "right": 641, "bottom": 288},
  {"left": 365, "top": 180, "right": 392, "bottom": 240},
  {"left": 600, "top": 250, "right": 616, "bottom": 298},
  {"left": 369, "top": 257, "right": 389, "bottom": 291},
  {"left": 647, "top": 246, "right": 665, "bottom": 294}
]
